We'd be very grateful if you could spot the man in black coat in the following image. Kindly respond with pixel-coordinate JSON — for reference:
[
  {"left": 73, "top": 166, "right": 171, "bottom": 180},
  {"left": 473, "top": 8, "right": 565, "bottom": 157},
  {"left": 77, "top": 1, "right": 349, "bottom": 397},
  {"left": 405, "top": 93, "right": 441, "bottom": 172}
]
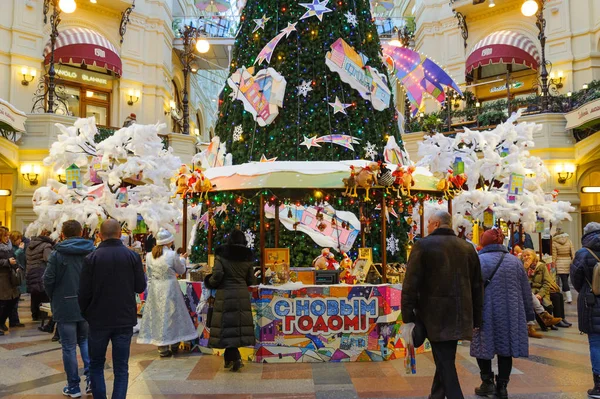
[
  {"left": 402, "top": 211, "right": 483, "bottom": 399},
  {"left": 79, "top": 219, "right": 146, "bottom": 399}
]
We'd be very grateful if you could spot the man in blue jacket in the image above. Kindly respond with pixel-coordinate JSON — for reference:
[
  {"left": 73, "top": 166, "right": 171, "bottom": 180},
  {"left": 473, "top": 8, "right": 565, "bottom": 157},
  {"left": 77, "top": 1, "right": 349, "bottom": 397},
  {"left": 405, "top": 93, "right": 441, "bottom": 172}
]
[
  {"left": 79, "top": 219, "right": 146, "bottom": 399},
  {"left": 44, "top": 220, "right": 95, "bottom": 398}
]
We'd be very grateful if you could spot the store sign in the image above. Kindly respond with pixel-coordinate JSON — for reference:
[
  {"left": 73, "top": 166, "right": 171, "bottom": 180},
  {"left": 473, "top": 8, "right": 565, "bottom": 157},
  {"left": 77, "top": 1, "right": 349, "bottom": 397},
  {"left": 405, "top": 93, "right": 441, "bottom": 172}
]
[
  {"left": 0, "top": 98, "right": 27, "bottom": 132},
  {"left": 490, "top": 81, "right": 524, "bottom": 94},
  {"left": 565, "top": 98, "right": 600, "bottom": 130},
  {"left": 272, "top": 297, "right": 379, "bottom": 334},
  {"left": 54, "top": 66, "right": 112, "bottom": 88}
]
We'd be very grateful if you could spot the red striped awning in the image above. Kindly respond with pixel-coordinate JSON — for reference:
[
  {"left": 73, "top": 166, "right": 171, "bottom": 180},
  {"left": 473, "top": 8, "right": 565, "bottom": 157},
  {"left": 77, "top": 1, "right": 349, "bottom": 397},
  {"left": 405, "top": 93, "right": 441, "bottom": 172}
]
[
  {"left": 466, "top": 30, "right": 540, "bottom": 75},
  {"left": 43, "top": 28, "right": 122, "bottom": 76}
]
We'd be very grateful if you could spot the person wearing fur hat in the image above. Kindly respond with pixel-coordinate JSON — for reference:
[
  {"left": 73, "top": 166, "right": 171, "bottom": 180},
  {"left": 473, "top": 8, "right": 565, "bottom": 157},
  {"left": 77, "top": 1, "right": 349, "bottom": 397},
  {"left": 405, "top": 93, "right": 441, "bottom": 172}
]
[
  {"left": 137, "top": 229, "right": 197, "bottom": 357},
  {"left": 471, "top": 228, "right": 534, "bottom": 399},
  {"left": 552, "top": 227, "right": 575, "bottom": 303},
  {"left": 204, "top": 229, "right": 256, "bottom": 372}
]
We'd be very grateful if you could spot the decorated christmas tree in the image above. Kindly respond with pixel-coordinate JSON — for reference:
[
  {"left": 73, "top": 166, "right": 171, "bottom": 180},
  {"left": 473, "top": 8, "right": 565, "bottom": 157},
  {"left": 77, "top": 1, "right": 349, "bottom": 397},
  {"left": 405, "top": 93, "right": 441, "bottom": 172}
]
[
  {"left": 216, "top": 0, "right": 401, "bottom": 162},
  {"left": 189, "top": 0, "right": 417, "bottom": 267}
]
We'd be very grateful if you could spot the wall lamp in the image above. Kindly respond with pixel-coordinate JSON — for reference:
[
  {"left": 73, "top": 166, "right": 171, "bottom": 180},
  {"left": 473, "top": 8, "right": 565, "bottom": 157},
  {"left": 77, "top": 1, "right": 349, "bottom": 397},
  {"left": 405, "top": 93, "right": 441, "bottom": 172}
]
[
  {"left": 582, "top": 187, "right": 600, "bottom": 193},
  {"left": 556, "top": 163, "right": 575, "bottom": 184},
  {"left": 0, "top": 189, "right": 11, "bottom": 197},
  {"left": 549, "top": 70, "right": 564, "bottom": 89},
  {"left": 165, "top": 100, "right": 182, "bottom": 119},
  {"left": 127, "top": 89, "right": 140, "bottom": 106},
  {"left": 21, "top": 164, "right": 41, "bottom": 186},
  {"left": 20, "top": 67, "right": 36, "bottom": 86},
  {"left": 56, "top": 168, "right": 66, "bottom": 184}
]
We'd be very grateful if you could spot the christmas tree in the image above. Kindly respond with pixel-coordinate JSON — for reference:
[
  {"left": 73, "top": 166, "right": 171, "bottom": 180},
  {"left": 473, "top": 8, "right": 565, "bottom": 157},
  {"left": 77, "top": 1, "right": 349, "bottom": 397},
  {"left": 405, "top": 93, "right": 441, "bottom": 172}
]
[
  {"left": 190, "top": 0, "right": 412, "bottom": 267},
  {"left": 217, "top": 0, "right": 401, "bottom": 161}
]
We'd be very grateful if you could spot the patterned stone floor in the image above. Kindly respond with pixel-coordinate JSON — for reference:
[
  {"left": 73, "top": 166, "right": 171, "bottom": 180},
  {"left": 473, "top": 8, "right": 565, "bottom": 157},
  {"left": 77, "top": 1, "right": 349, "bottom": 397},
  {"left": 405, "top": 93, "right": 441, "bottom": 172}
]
[{"left": 0, "top": 295, "right": 592, "bottom": 399}]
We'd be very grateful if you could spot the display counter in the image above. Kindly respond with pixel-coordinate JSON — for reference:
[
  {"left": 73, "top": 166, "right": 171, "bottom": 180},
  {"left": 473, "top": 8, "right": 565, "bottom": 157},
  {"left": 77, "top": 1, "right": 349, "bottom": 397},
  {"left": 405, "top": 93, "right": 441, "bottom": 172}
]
[{"left": 190, "top": 281, "right": 429, "bottom": 363}]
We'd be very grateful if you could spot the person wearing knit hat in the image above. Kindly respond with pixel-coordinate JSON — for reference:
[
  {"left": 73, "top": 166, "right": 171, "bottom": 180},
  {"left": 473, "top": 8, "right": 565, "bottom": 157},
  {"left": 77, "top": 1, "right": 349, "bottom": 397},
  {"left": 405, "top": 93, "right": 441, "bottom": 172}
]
[
  {"left": 137, "top": 228, "right": 197, "bottom": 357},
  {"left": 571, "top": 222, "right": 600, "bottom": 397},
  {"left": 471, "top": 227, "right": 534, "bottom": 399}
]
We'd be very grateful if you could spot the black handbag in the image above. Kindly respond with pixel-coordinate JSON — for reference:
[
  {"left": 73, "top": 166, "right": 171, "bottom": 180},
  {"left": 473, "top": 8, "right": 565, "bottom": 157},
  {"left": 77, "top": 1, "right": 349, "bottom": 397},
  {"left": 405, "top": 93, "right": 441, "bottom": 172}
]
[{"left": 9, "top": 266, "right": 23, "bottom": 287}]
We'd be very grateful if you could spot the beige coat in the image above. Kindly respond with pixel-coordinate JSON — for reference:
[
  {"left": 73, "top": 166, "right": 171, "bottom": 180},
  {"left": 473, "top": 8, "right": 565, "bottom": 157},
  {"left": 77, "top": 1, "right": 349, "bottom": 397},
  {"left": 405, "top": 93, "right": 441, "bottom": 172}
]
[{"left": 552, "top": 233, "right": 575, "bottom": 275}]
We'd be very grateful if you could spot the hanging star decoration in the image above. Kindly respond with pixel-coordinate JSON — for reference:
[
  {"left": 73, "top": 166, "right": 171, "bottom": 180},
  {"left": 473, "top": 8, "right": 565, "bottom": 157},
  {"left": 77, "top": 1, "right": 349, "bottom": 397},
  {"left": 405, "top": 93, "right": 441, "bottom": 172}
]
[
  {"left": 232, "top": 125, "right": 243, "bottom": 142},
  {"left": 344, "top": 11, "right": 358, "bottom": 27},
  {"left": 255, "top": 22, "right": 297, "bottom": 65},
  {"left": 297, "top": 80, "right": 313, "bottom": 97},
  {"left": 260, "top": 154, "right": 277, "bottom": 162},
  {"left": 299, "top": 0, "right": 333, "bottom": 21},
  {"left": 364, "top": 141, "right": 377, "bottom": 160},
  {"left": 328, "top": 96, "right": 352, "bottom": 114},
  {"left": 386, "top": 233, "right": 400, "bottom": 255},
  {"left": 252, "top": 14, "right": 270, "bottom": 33},
  {"left": 301, "top": 134, "right": 361, "bottom": 150}
]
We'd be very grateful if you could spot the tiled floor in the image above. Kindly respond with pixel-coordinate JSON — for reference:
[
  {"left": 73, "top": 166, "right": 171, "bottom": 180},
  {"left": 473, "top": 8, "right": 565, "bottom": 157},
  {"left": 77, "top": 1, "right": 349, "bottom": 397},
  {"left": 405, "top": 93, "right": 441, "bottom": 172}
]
[{"left": 0, "top": 295, "right": 592, "bottom": 399}]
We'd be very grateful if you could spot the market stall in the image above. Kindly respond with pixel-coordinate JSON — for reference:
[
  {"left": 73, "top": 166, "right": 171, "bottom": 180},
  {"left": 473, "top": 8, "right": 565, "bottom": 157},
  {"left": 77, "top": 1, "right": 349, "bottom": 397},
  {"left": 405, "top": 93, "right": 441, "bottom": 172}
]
[{"left": 183, "top": 159, "right": 451, "bottom": 284}]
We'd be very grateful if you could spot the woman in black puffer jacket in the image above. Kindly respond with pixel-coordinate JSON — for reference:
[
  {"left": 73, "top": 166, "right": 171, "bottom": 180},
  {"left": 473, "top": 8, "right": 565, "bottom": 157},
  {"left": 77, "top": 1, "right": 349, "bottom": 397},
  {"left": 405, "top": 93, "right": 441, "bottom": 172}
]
[
  {"left": 25, "top": 232, "right": 54, "bottom": 321},
  {"left": 204, "top": 229, "right": 256, "bottom": 372},
  {"left": 571, "top": 222, "right": 600, "bottom": 398}
]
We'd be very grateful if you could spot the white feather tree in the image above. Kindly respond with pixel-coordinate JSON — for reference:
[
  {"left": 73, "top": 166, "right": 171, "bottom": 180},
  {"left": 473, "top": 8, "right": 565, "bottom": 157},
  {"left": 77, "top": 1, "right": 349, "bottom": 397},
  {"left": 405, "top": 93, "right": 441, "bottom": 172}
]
[
  {"left": 26, "top": 117, "right": 182, "bottom": 238},
  {"left": 417, "top": 111, "right": 574, "bottom": 231}
]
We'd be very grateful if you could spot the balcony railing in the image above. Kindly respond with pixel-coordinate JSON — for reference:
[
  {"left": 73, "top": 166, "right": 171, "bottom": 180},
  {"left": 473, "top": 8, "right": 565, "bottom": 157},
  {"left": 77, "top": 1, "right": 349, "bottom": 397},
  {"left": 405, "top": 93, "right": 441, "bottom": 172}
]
[
  {"left": 404, "top": 80, "right": 600, "bottom": 138},
  {"left": 172, "top": 16, "right": 415, "bottom": 39},
  {"left": 96, "top": 126, "right": 170, "bottom": 149},
  {"left": 376, "top": 17, "right": 416, "bottom": 38},
  {"left": 173, "top": 17, "right": 239, "bottom": 38}
]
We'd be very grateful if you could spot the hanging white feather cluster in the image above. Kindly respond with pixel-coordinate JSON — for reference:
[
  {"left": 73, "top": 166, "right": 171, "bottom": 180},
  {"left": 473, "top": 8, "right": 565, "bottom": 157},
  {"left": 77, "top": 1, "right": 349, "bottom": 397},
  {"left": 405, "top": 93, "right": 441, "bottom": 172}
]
[
  {"left": 418, "top": 111, "right": 574, "bottom": 230},
  {"left": 27, "top": 118, "right": 182, "bottom": 238}
]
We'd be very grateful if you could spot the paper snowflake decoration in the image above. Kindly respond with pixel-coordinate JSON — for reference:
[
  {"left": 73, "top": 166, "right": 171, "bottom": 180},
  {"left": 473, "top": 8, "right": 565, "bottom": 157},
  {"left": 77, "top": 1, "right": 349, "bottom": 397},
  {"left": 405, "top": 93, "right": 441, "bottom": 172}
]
[
  {"left": 253, "top": 14, "right": 270, "bottom": 33},
  {"left": 344, "top": 11, "right": 358, "bottom": 27},
  {"left": 387, "top": 233, "right": 400, "bottom": 255},
  {"left": 244, "top": 229, "right": 256, "bottom": 249},
  {"left": 364, "top": 141, "right": 377, "bottom": 160},
  {"left": 233, "top": 125, "right": 243, "bottom": 142},
  {"left": 297, "top": 80, "right": 313, "bottom": 97}
]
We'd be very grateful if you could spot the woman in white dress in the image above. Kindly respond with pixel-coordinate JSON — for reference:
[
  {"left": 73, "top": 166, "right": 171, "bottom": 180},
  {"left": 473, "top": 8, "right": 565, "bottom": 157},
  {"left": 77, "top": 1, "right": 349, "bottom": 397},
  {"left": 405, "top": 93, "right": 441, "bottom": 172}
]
[{"left": 137, "top": 229, "right": 198, "bottom": 356}]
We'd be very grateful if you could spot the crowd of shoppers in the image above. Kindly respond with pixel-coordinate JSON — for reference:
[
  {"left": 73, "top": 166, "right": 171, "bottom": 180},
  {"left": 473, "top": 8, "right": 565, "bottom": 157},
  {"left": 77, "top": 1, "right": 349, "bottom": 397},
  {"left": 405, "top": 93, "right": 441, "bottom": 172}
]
[{"left": 3, "top": 212, "right": 600, "bottom": 399}]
